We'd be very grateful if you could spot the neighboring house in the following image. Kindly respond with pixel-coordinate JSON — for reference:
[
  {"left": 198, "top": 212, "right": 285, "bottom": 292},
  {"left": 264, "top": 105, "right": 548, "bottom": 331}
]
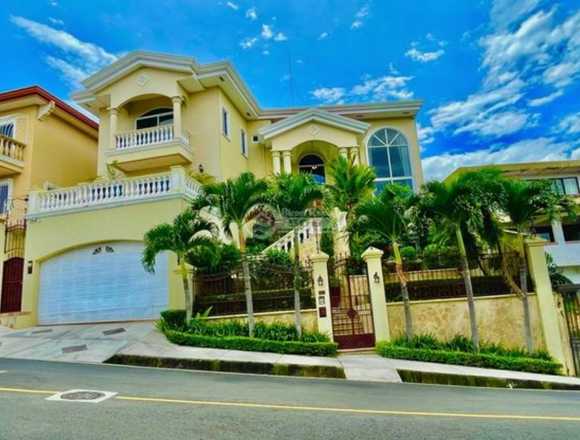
[
  {"left": 446, "top": 161, "right": 580, "bottom": 283},
  {"left": 0, "top": 86, "right": 98, "bottom": 319},
  {"left": 9, "top": 51, "right": 424, "bottom": 328}
]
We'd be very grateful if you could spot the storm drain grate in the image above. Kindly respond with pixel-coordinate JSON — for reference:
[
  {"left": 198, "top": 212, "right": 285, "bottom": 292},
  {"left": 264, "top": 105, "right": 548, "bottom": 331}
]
[
  {"left": 102, "top": 328, "right": 126, "bottom": 336},
  {"left": 47, "top": 389, "right": 117, "bottom": 403},
  {"left": 62, "top": 344, "right": 88, "bottom": 354}
]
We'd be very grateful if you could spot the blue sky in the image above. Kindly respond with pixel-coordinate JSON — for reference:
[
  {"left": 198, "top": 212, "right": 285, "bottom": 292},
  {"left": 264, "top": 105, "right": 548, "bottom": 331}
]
[{"left": 1, "top": 0, "right": 579, "bottom": 180}]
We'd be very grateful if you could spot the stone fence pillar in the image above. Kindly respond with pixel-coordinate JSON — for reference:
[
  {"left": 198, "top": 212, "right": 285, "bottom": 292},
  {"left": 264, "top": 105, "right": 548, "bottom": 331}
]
[
  {"left": 526, "top": 239, "right": 574, "bottom": 375},
  {"left": 362, "top": 247, "right": 390, "bottom": 343},
  {"left": 310, "top": 252, "right": 333, "bottom": 340}
]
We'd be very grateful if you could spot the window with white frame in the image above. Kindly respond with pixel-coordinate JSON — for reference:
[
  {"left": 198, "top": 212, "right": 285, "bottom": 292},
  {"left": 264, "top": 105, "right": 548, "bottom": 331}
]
[
  {"left": 0, "top": 181, "right": 12, "bottom": 214},
  {"left": 240, "top": 129, "right": 248, "bottom": 157},
  {"left": 0, "top": 120, "right": 15, "bottom": 138},
  {"left": 222, "top": 108, "right": 230, "bottom": 138},
  {"left": 135, "top": 108, "right": 173, "bottom": 130},
  {"left": 367, "top": 128, "right": 414, "bottom": 192}
]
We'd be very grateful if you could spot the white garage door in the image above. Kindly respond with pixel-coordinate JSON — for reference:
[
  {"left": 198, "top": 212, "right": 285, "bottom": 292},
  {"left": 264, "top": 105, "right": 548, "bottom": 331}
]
[{"left": 39, "top": 242, "right": 168, "bottom": 325}]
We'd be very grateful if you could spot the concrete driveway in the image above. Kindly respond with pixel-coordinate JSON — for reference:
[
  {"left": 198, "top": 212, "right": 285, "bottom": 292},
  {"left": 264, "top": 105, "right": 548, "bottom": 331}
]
[{"left": 0, "top": 321, "right": 155, "bottom": 363}]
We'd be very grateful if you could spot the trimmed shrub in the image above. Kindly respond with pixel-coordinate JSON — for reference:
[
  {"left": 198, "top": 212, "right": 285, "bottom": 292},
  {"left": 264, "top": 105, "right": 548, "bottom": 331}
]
[
  {"left": 160, "top": 310, "right": 186, "bottom": 330},
  {"left": 376, "top": 343, "right": 561, "bottom": 375},
  {"left": 164, "top": 329, "right": 337, "bottom": 357}
]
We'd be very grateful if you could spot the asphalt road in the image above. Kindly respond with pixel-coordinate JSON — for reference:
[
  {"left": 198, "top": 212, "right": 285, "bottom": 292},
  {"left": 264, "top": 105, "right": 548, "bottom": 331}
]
[{"left": 0, "top": 358, "right": 579, "bottom": 440}]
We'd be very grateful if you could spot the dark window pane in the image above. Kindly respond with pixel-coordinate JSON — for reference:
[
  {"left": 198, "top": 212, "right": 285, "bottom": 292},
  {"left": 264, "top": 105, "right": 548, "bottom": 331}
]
[
  {"left": 533, "top": 225, "right": 554, "bottom": 242},
  {"left": 0, "top": 184, "right": 8, "bottom": 213},
  {"left": 374, "top": 180, "right": 387, "bottom": 195},
  {"left": 388, "top": 146, "right": 412, "bottom": 177},
  {"left": 141, "top": 108, "right": 172, "bottom": 117},
  {"left": 369, "top": 129, "right": 387, "bottom": 146},
  {"left": 390, "top": 133, "right": 408, "bottom": 146},
  {"left": 158, "top": 114, "right": 174, "bottom": 125},
  {"left": 0, "top": 123, "right": 14, "bottom": 137},
  {"left": 369, "top": 147, "right": 390, "bottom": 178},
  {"left": 136, "top": 117, "right": 157, "bottom": 129},
  {"left": 563, "top": 178, "right": 579, "bottom": 195},
  {"left": 386, "top": 128, "right": 399, "bottom": 144},
  {"left": 563, "top": 223, "right": 580, "bottom": 242},
  {"left": 551, "top": 179, "right": 565, "bottom": 195}
]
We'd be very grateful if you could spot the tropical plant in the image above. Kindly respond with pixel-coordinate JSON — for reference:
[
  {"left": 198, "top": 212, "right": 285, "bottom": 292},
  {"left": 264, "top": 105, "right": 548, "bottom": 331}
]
[
  {"left": 143, "top": 209, "right": 216, "bottom": 322},
  {"left": 418, "top": 170, "right": 504, "bottom": 350},
  {"left": 496, "top": 178, "right": 575, "bottom": 351},
  {"left": 325, "top": 155, "right": 376, "bottom": 223},
  {"left": 187, "top": 241, "right": 241, "bottom": 275},
  {"left": 267, "top": 172, "right": 324, "bottom": 336},
  {"left": 356, "top": 184, "right": 416, "bottom": 339},
  {"left": 194, "top": 172, "right": 269, "bottom": 336}
]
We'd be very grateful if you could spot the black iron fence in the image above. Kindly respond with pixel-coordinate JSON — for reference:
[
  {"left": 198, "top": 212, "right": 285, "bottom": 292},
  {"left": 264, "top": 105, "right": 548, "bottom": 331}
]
[
  {"left": 384, "top": 253, "right": 533, "bottom": 302},
  {"left": 193, "top": 260, "right": 314, "bottom": 316}
]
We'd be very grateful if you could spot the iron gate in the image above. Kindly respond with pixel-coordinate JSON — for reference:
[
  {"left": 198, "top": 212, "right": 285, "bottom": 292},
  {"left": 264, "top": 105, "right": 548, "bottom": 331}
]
[
  {"left": 329, "top": 258, "right": 375, "bottom": 349},
  {"left": 0, "top": 257, "right": 24, "bottom": 313},
  {"left": 562, "top": 291, "right": 580, "bottom": 376}
]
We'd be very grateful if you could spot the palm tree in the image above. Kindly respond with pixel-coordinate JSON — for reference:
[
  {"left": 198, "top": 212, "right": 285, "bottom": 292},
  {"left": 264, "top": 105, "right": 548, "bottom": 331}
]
[
  {"left": 326, "top": 155, "right": 376, "bottom": 223},
  {"left": 195, "top": 172, "right": 268, "bottom": 336},
  {"left": 419, "top": 170, "right": 502, "bottom": 350},
  {"left": 356, "top": 184, "right": 415, "bottom": 339},
  {"left": 142, "top": 209, "right": 216, "bottom": 322},
  {"left": 497, "top": 178, "right": 575, "bottom": 352},
  {"left": 268, "top": 172, "right": 324, "bottom": 336}
]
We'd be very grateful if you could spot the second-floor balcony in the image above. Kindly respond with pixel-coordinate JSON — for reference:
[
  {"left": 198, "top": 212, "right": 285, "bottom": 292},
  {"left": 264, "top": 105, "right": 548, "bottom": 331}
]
[
  {"left": 107, "top": 124, "right": 194, "bottom": 172},
  {"left": 0, "top": 134, "right": 25, "bottom": 176}
]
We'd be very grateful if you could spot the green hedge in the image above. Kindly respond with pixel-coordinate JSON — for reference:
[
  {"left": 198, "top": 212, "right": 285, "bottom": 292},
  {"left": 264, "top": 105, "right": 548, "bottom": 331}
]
[
  {"left": 164, "top": 329, "right": 337, "bottom": 357},
  {"left": 376, "top": 343, "right": 561, "bottom": 375}
]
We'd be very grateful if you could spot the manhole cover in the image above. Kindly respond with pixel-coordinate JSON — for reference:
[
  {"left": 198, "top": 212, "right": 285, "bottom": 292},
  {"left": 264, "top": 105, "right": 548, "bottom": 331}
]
[{"left": 47, "top": 389, "right": 117, "bottom": 403}]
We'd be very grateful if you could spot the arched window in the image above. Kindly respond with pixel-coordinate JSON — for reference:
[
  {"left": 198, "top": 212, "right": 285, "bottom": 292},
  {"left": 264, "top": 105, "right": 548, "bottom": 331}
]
[
  {"left": 299, "top": 154, "right": 325, "bottom": 184},
  {"left": 367, "top": 128, "right": 413, "bottom": 192},
  {"left": 136, "top": 108, "right": 173, "bottom": 130}
]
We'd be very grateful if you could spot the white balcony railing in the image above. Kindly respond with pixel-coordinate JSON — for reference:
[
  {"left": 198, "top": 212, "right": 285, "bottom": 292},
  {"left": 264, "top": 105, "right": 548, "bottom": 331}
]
[
  {"left": 0, "top": 134, "right": 25, "bottom": 162},
  {"left": 264, "top": 218, "right": 322, "bottom": 256},
  {"left": 28, "top": 168, "right": 201, "bottom": 216},
  {"left": 115, "top": 125, "right": 182, "bottom": 150}
]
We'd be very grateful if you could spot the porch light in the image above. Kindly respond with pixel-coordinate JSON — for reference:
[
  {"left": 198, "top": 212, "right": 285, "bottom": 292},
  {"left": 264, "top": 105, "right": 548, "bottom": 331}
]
[
  {"left": 373, "top": 272, "right": 380, "bottom": 284},
  {"left": 317, "top": 275, "right": 324, "bottom": 287},
  {"left": 198, "top": 164, "right": 204, "bottom": 174}
]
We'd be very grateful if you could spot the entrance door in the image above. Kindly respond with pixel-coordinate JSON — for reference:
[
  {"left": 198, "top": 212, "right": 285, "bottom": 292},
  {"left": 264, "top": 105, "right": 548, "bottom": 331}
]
[
  {"left": 0, "top": 257, "right": 24, "bottom": 313},
  {"left": 330, "top": 258, "right": 375, "bottom": 349}
]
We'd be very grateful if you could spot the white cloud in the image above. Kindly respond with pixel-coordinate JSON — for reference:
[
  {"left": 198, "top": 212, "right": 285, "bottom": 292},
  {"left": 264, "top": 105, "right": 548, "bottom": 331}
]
[
  {"left": 490, "top": 0, "right": 540, "bottom": 30},
  {"left": 226, "top": 1, "right": 239, "bottom": 10},
  {"left": 527, "top": 90, "right": 563, "bottom": 107},
  {"left": 311, "top": 70, "right": 414, "bottom": 104},
  {"left": 405, "top": 47, "right": 445, "bottom": 63},
  {"left": 10, "top": 15, "right": 116, "bottom": 86},
  {"left": 245, "top": 7, "right": 257, "bottom": 20},
  {"left": 423, "top": 137, "right": 575, "bottom": 181},
  {"left": 274, "top": 32, "right": 287, "bottom": 42},
  {"left": 261, "top": 24, "right": 273, "bottom": 40},
  {"left": 351, "top": 4, "right": 369, "bottom": 29},
  {"left": 417, "top": 123, "right": 436, "bottom": 148},
  {"left": 48, "top": 17, "right": 64, "bottom": 26},
  {"left": 318, "top": 32, "right": 329, "bottom": 40},
  {"left": 240, "top": 37, "right": 258, "bottom": 49},
  {"left": 262, "top": 49, "right": 270, "bottom": 56},
  {"left": 454, "top": 110, "right": 539, "bottom": 137},
  {"left": 310, "top": 87, "right": 346, "bottom": 104},
  {"left": 559, "top": 113, "right": 580, "bottom": 135}
]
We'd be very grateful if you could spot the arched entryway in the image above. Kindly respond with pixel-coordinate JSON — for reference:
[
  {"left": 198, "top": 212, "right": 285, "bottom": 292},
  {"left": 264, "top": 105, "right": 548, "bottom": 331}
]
[{"left": 298, "top": 154, "right": 326, "bottom": 184}]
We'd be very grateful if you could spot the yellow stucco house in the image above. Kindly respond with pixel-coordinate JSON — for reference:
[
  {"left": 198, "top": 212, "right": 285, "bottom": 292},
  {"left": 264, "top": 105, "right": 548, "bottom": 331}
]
[
  {"left": 6, "top": 51, "right": 424, "bottom": 328},
  {"left": 0, "top": 86, "right": 98, "bottom": 323}
]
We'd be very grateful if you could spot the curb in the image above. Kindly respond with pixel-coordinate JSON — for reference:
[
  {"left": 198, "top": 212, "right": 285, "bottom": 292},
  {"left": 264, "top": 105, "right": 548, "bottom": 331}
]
[
  {"left": 397, "top": 369, "right": 580, "bottom": 391},
  {"left": 106, "top": 354, "right": 346, "bottom": 379}
]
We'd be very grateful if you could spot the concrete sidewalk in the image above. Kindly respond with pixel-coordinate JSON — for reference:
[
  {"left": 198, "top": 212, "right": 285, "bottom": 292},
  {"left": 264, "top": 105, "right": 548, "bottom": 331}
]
[{"left": 2, "top": 322, "right": 580, "bottom": 389}]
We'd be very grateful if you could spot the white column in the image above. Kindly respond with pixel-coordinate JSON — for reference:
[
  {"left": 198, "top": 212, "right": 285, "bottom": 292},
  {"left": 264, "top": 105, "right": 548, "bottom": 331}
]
[
  {"left": 282, "top": 150, "right": 292, "bottom": 174},
  {"left": 170, "top": 166, "right": 186, "bottom": 192},
  {"left": 272, "top": 151, "right": 281, "bottom": 175},
  {"left": 172, "top": 96, "right": 183, "bottom": 139},
  {"left": 362, "top": 247, "right": 390, "bottom": 343},
  {"left": 311, "top": 252, "right": 333, "bottom": 339},
  {"left": 551, "top": 220, "right": 565, "bottom": 245},
  {"left": 109, "top": 107, "right": 118, "bottom": 149},
  {"left": 351, "top": 146, "right": 360, "bottom": 165}
]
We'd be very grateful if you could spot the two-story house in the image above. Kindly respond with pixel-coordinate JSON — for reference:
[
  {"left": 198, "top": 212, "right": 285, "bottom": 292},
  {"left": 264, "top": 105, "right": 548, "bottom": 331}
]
[
  {"left": 11, "top": 51, "right": 424, "bottom": 328},
  {"left": 0, "top": 86, "right": 98, "bottom": 323},
  {"left": 446, "top": 161, "right": 580, "bottom": 283}
]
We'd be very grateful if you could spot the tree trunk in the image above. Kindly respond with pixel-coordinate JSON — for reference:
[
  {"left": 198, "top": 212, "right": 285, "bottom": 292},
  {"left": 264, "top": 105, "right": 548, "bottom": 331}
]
[
  {"left": 239, "top": 228, "right": 255, "bottom": 337},
  {"left": 520, "top": 257, "right": 534, "bottom": 353},
  {"left": 393, "top": 241, "right": 413, "bottom": 340},
  {"left": 292, "top": 228, "right": 303, "bottom": 337},
  {"left": 455, "top": 225, "right": 480, "bottom": 351},
  {"left": 179, "top": 258, "right": 193, "bottom": 323}
]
